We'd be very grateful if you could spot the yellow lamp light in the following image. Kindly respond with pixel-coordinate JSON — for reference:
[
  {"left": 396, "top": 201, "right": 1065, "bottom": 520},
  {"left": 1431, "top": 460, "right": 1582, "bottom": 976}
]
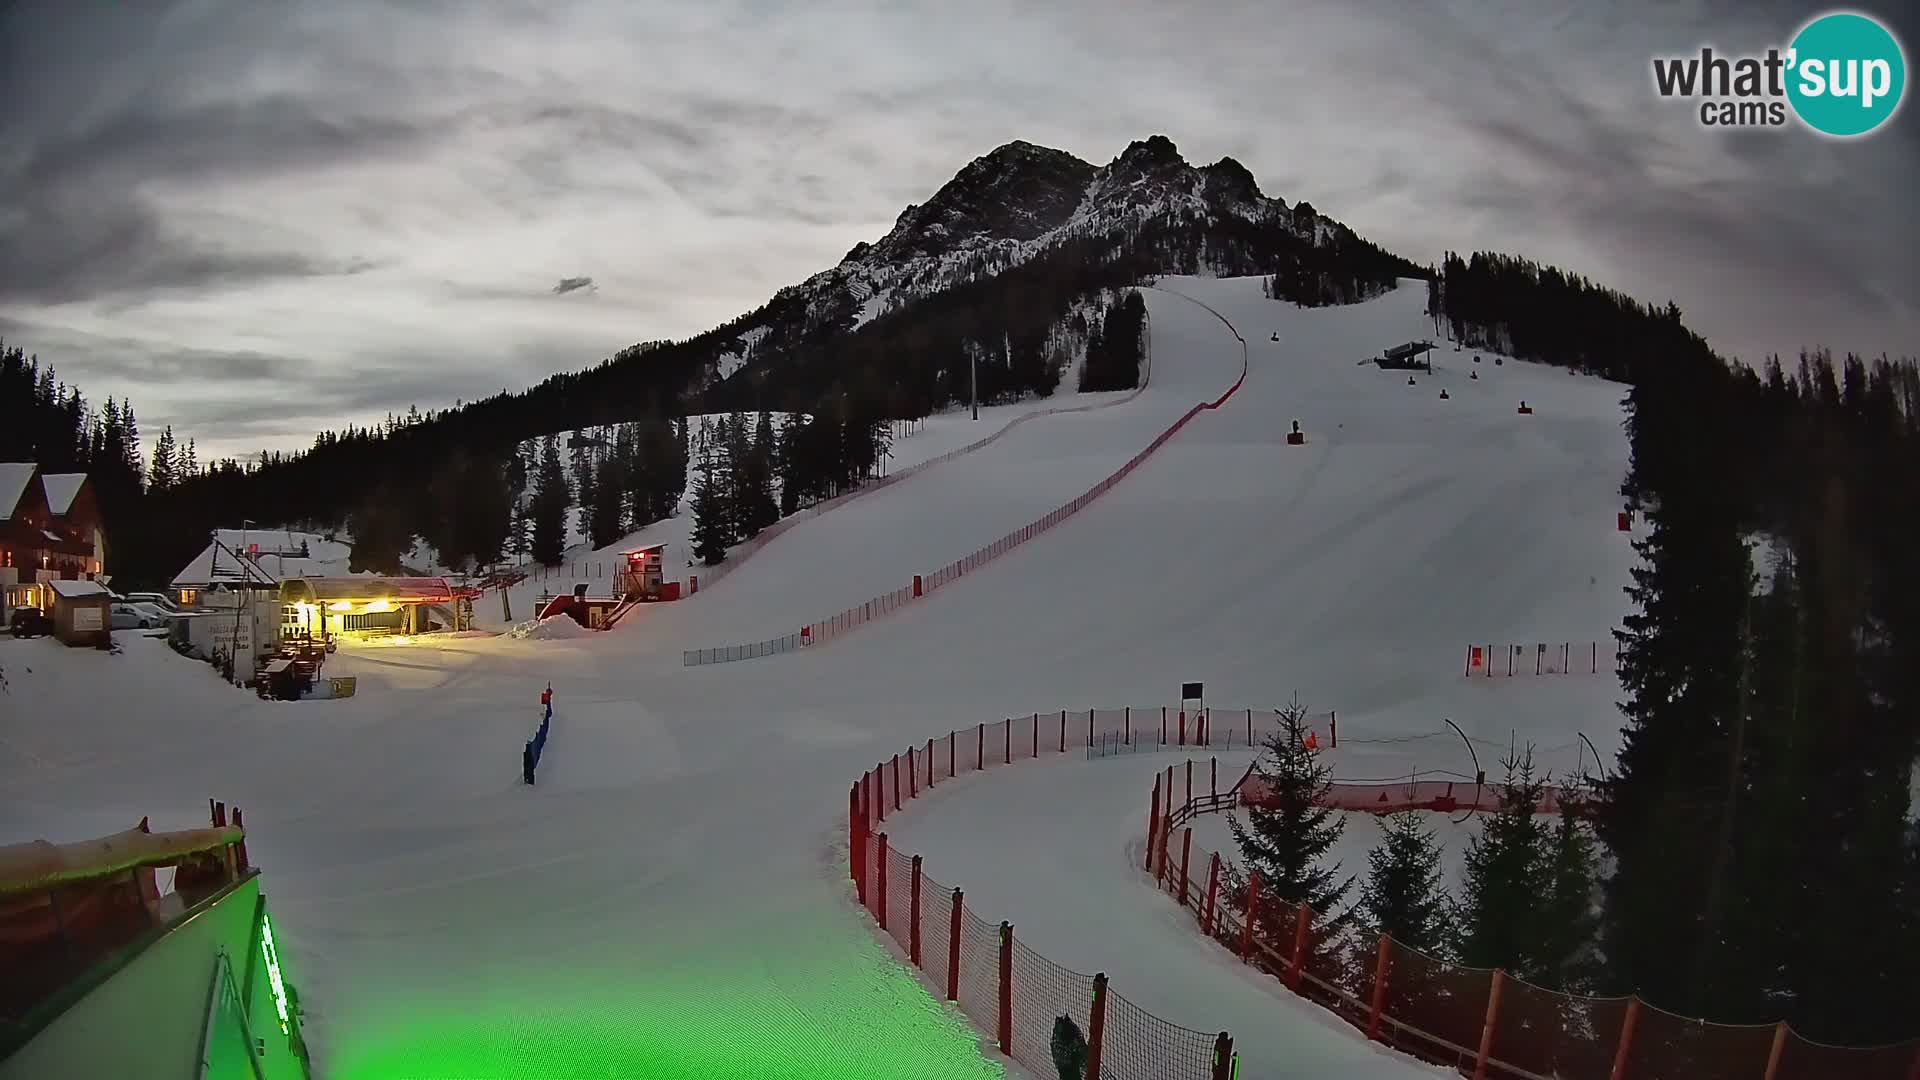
[
  {"left": 367, "top": 599, "right": 393, "bottom": 613},
  {"left": 329, "top": 601, "right": 352, "bottom": 612}
]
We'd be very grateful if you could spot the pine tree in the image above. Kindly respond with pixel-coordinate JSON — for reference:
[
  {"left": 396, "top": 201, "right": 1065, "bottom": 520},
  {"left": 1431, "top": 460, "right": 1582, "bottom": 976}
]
[
  {"left": 1455, "top": 751, "right": 1551, "bottom": 976},
  {"left": 688, "top": 458, "right": 730, "bottom": 566},
  {"left": 1535, "top": 800, "right": 1600, "bottom": 990},
  {"left": 1227, "top": 698, "right": 1354, "bottom": 955},
  {"left": 590, "top": 446, "right": 628, "bottom": 549},
  {"left": 148, "top": 427, "right": 177, "bottom": 492},
  {"left": 1360, "top": 811, "right": 1451, "bottom": 953},
  {"left": 181, "top": 437, "right": 198, "bottom": 480},
  {"left": 530, "top": 435, "right": 571, "bottom": 566}
]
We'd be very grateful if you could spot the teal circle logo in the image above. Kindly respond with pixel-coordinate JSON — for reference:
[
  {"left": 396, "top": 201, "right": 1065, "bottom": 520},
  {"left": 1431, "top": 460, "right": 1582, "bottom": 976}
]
[{"left": 1787, "top": 11, "right": 1906, "bottom": 136}]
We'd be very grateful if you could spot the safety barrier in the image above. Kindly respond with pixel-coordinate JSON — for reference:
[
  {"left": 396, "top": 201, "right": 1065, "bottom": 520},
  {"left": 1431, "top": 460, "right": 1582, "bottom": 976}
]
[
  {"left": 848, "top": 706, "right": 1256, "bottom": 1080},
  {"left": 687, "top": 290, "right": 1245, "bottom": 665},
  {"left": 1466, "top": 640, "right": 1620, "bottom": 677},
  {"left": 1146, "top": 764, "right": 1920, "bottom": 1080}
]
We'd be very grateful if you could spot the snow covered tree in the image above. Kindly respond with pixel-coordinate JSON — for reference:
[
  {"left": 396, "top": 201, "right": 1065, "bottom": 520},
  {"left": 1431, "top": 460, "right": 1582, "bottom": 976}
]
[
  {"left": 1455, "top": 751, "right": 1551, "bottom": 976},
  {"left": 1360, "top": 811, "right": 1452, "bottom": 954},
  {"left": 1227, "top": 698, "right": 1353, "bottom": 955}
]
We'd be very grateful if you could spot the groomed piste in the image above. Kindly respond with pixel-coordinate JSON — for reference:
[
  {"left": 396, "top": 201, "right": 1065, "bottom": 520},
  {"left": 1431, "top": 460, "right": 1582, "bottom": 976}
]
[{"left": 1, "top": 275, "right": 1643, "bottom": 1079}]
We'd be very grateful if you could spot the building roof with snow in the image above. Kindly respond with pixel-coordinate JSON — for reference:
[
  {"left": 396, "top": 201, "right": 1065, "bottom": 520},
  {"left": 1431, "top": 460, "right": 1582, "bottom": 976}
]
[
  {"left": 47, "top": 578, "right": 109, "bottom": 599},
  {"left": 171, "top": 530, "right": 353, "bottom": 589},
  {"left": 40, "top": 473, "right": 87, "bottom": 516},
  {"left": 0, "top": 463, "right": 36, "bottom": 519},
  {"left": 280, "top": 576, "right": 453, "bottom": 604}
]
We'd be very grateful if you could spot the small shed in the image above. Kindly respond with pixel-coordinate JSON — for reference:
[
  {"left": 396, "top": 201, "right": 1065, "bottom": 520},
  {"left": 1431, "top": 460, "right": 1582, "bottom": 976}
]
[{"left": 47, "top": 578, "right": 111, "bottom": 647}]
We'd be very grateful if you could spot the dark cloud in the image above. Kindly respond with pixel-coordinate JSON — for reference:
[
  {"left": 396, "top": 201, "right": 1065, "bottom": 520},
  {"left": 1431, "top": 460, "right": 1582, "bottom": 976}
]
[{"left": 0, "top": 0, "right": 1910, "bottom": 458}]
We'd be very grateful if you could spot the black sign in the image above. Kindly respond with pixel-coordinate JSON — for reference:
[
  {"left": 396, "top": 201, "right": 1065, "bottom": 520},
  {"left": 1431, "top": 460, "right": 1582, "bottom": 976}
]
[{"left": 1181, "top": 681, "right": 1203, "bottom": 700}]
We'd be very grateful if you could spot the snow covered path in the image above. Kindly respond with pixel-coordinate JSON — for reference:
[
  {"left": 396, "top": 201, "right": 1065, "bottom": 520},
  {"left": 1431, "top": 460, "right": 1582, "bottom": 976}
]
[{"left": 616, "top": 286, "right": 1244, "bottom": 658}]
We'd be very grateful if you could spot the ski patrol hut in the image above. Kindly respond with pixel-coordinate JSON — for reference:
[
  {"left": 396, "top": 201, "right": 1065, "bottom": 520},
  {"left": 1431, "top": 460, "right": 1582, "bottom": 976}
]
[
  {"left": 278, "top": 576, "right": 452, "bottom": 642},
  {"left": 1375, "top": 341, "right": 1437, "bottom": 372},
  {"left": 615, "top": 543, "right": 676, "bottom": 602}
]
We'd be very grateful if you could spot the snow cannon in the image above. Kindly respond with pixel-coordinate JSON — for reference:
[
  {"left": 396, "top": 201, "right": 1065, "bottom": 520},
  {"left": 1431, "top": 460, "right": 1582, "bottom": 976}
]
[
  {"left": 1473, "top": 355, "right": 1481, "bottom": 363},
  {"left": 1407, "top": 375, "right": 1417, "bottom": 386},
  {"left": 1518, "top": 400, "right": 1534, "bottom": 415},
  {"left": 1495, "top": 356, "right": 1504, "bottom": 366},
  {"left": 1439, "top": 388, "right": 1450, "bottom": 400},
  {"left": 1286, "top": 420, "right": 1305, "bottom": 446},
  {"left": 1470, "top": 370, "right": 1479, "bottom": 380},
  {"left": 1270, "top": 331, "right": 1278, "bottom": 341}
]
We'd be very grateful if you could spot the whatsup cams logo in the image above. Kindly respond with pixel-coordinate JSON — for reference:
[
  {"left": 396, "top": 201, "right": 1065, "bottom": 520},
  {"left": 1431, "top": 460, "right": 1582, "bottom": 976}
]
[{"left": 1652, "top": 10, "right": 1907, "bottom": 136}]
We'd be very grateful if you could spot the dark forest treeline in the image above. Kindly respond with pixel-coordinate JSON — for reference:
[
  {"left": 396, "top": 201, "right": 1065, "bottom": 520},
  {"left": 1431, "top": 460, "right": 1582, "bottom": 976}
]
[{"left": 1433, "top": 250, "right": 1920, "bottom": 1043}]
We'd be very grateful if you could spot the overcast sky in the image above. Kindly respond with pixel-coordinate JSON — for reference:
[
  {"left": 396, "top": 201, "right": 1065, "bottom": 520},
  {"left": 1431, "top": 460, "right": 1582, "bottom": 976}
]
[{"left": 2, "top": 0, "right": 1914, "bottom": 461}]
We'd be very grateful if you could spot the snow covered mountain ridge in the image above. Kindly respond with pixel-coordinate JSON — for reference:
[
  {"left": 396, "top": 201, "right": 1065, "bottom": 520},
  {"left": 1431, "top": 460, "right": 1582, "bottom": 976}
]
[{"left": 777, "top": 135, "right": 1349, "bottom": 330}]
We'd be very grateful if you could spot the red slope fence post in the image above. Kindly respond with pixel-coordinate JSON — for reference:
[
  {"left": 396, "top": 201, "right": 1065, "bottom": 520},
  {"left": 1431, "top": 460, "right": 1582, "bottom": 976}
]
[
  {"left": 1240, "top": 874, "right": 1262, "bottom": 960},
  {"left": 927, "top": 739, "right": 935, "bottom": 788},
  {"left": 1763, "top": 1022, "right": 1789, "bottom": 1080},
  {"left": 1162, "top": 706, "right": 1168, "bottom": 745},
  {"left": 997, "top": 922, "right": 1014, "bottom": 1056},
  {"left": 1124, "top": 707, "right": 1131, "bottom": 745},
  {"left": 1331, "top": 710, "right": 1338, "bottom": 748},
  {"left": 1186, "top": 759, "right": 1193, "bottom": 806},
  {"left": 908, "top": 747, "right": 918, "bottom": 799},
  {"left": 909, "top": 855, "right": 923, "bottom": 967},
  {"left": 947, "top": 888, "right": 963, "bottom": 1001},
  {"left": 1032, "top": 712, "right": 1039, "bottom": 758},
  {"left": 876, "top": 833, "right": 890, "bottom": 929},
  {"left": 949, "top": 730, "right": 957, "bottom": 777},
  {"left": 892, "top": 755, "right": 902, "bottom": 811},
  {"left": 977, "top": 723, "right": 984, "bottom": 769},
  {"left": 849, "top": 784, "right": 867, "bottom": 906},
  {"left": 1211, "top": 757, "right": 1218, "bottom": 798},
  {"left": 1004, "top": 720, "right": 1012, "bottom": 764},
  {"left": 1179, "top": 827, "right": 1193, "bottom": 909},
  {"left": 1146, "top": 776, "right": 1161, "bottom": 872},
  {"left": 1473, "top": 970, "right": 1505, "bottom": 1080},
  {"left": 875, "top": 765, "right": 887, "bottom": 823},
  {"left": 1086, "top": 973, "right": 1109, "bottom": 1079},
  {"left": 1059, "top": 709, "right": 1067, "bottom": 753},
  {"left": 1608, "top": 998, "right": 1640, "bottom": 1080},
  {"left": 1179, "top": 709, "right": 1187, "bottom": 746},
  {"left": 1290, "top": 902, "right": 1311, "bottom": 990},
  {"left": 1367, "top": 933, "right": 1391, "bottom": 1042},
  {"left": 1203, "top": 853, "right": 1221, "bottom": 935}
]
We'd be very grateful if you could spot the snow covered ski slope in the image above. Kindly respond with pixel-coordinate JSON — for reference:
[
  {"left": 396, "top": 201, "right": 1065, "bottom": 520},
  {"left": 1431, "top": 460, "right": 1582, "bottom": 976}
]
[{"left": 0, "top": 276, "right": 1635, "bottom": 1080}]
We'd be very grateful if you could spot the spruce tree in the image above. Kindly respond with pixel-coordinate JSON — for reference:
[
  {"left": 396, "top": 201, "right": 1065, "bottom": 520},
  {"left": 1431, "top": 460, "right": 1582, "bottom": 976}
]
[
  {"left": 1227, "top": 698, "right": 1354, "bottom": 954},
  {"left": 1360, "top": 811, "right": 1451, "bottom": 953},
  {"left": 529, "top": 435, "right": 571, "bottom": 566},
  {"left": 148, "top": 427, "right": 177, "bottom": 492},
  {"left": 688, "top": 458, "right": 730, "bottom": 566},
  {"left": 1455, "top": 751, "right": 1550, "bottom": 976},
  {"left": 1535, "top": 800, "right": 1600, "bottom": 991}
]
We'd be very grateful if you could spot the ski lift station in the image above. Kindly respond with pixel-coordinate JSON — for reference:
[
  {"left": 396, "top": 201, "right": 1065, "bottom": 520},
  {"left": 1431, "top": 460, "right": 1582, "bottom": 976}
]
[
  {"left": 278, "top": 577, "right": 454, "bottom": 639},
  {"left": 1373, "top": 340, "right": 1437, "bottom": 371}
]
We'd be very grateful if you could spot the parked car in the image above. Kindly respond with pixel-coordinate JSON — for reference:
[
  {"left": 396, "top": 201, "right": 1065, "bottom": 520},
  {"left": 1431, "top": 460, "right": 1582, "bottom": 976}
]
[
  {"left": 10, "top": 607, "right": 54, "bottom": 637},
  {"left": 126, "top": 591, "right": 186, "bottom": 613},
  {"left": 111, "top": 603, "right": 166, "bottom": 630}
]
